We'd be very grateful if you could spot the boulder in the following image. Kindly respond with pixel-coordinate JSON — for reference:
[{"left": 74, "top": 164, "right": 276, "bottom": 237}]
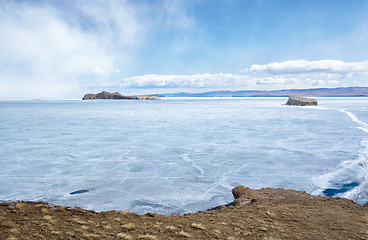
[
  {"left": 232, "top": 185, "right": 269, "bottom": 206},
  {"left": 285, "top": 96, "right": 317, "bottom": 106},
  {"left": 232, "top": 185, "right": 250, "bottom": 199}
]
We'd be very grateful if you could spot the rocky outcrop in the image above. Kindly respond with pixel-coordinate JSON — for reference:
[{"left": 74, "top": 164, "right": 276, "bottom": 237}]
[
  {"left": 82, "top": 93, "right": 99, "bottom": 100},
  {"left": 232, "top": 185, "right": 320, "bottom": 206},
  {"left": 285, "top": 96, "right": 317, "bottom": 106},
  {"left": 82, "top": 91, "right": 161, "bottom": 100},
  {"left": 137, "top": 95, "right": 161, "bottom": 100},
  {"left": 82, "top": 91, "right": 135, "bottom": 100}
]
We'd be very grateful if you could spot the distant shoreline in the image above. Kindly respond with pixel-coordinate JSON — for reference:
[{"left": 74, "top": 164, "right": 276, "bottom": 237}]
[
  {"left": 160, "top": 86, "right": 368, "bottom": 97},
  {"left": 160, "top": 95, "right": 368, "bottom": 98}
]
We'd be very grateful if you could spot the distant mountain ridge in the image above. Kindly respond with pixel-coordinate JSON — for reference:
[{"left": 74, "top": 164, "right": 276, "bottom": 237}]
[{"left": 162, "top": 87, "right": 368, "bottom": 97}]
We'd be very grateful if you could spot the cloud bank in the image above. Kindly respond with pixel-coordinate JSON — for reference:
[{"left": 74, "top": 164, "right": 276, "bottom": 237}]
[
  {"left": 246, "top": 59, "right": 368, "bottom": 77},
  {"left": 106, "top": 59, "right": 367, "bottom": 92},
  {"left": 103, "top": 73, "right": 340, "bottom": 93}
]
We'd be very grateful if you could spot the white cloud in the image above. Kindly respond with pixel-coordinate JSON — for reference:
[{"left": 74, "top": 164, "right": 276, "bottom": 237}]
[
  {"left": 0, "top": 1, "right": 145, "bottom": 99},
  {"left": 245, "top": 59, "right": 368, "bottom": 76},
  {"left": 0, "top": 0, "right": 203, "bottom": 98},
  {"left": 72, "top": 0, "right": 144, "bottom": 48},
  {"left": 100, "top": 73, "right": 340, "bottom": 92}
]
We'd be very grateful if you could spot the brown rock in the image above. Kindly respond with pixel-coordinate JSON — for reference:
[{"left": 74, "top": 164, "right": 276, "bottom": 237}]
[
  {"left": 82, "top": 91, "right": 160, "bottom": 100},
  {"left": 82, "top": 91, "right": 138, "bottom": 100},
  {"left": 232, "top": 185, "right": 249, "bottom": 199},
  {"left": 95, "top": 91, "right": 125, "bottom": 99},
  {"left": 285, "top": 96, "right": 317, "bottom": 106},
  {"left": 82, "top": 93, "right": 97, "bottom": 100}
]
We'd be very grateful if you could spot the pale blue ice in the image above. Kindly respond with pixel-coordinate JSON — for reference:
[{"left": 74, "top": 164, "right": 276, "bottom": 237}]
[{"left": 0, "top": 97, "right": 367, "bottom": 214}]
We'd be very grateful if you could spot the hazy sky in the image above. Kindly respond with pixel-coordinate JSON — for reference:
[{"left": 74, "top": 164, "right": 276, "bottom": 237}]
[{"left": 1, "top": 0, "right": 368, "bottom": 98}]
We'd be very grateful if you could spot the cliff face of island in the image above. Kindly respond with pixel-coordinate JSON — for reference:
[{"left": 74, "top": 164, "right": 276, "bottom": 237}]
[
  {"left": 82, "top": 91, "right": 161, "bottom": 100},
  {"left": 1, "top": 186, "right": 367, "bottom": 239},
  {"left": 285, "top": 96, "right": 318, "bottom": 106}
]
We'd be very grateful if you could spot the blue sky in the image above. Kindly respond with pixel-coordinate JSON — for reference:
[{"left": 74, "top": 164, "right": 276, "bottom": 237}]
[{"left": 1, "top": 0, "right": 368, "bottom": 98}]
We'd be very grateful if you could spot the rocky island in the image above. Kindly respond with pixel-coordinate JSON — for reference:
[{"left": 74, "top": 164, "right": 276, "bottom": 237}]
[
  {"left": 1, "top": 186, "right": 367, "bottom": 239},
  {"left": 285, "top": 96, "right": 318, "bottom": 106},
  {"left": 82, "top": 91, "right": 161, "bottom": 100}
]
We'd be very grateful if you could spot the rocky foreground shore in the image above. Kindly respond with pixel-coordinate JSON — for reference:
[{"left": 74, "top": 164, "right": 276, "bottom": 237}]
[{"left": 1, "top": 186, "right": 367, "bottom": 239}]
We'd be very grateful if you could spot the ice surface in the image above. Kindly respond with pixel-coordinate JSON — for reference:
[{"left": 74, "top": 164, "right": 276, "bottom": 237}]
[
  {"left": 312, "top": 106, "right": 368, "bottom": 205},
  {"left": 0, "top": 97, "right": 367, "bottom": 214}
]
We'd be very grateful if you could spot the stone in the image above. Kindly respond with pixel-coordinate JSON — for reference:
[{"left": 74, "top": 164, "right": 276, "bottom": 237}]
[
  {"left": 232, "top": 185, "right": 271, "bottom": 206},
  {"left": 285, "top": 96, "right": 317, "bottom": 106},
  {"left": 232, "top": 185, "right": 249, "bottom": 199}
]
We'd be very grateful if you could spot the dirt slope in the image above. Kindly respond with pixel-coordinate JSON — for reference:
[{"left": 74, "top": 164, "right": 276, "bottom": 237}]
[{"left": 1, "top": 187, "right": 367, "bottom": 239}]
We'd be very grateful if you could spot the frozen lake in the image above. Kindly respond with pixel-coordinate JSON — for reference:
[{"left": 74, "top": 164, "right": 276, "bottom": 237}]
[{"left": 0, "top": 97, "right": 367, "bottom": 214}]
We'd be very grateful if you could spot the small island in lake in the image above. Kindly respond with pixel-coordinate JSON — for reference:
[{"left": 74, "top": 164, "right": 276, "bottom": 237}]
[
  {"left": 82, "top": 91, "right": 161, "bottom": 100},
  {"left": 285, "top": 96, "right": 318, "bottom": 106}
]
